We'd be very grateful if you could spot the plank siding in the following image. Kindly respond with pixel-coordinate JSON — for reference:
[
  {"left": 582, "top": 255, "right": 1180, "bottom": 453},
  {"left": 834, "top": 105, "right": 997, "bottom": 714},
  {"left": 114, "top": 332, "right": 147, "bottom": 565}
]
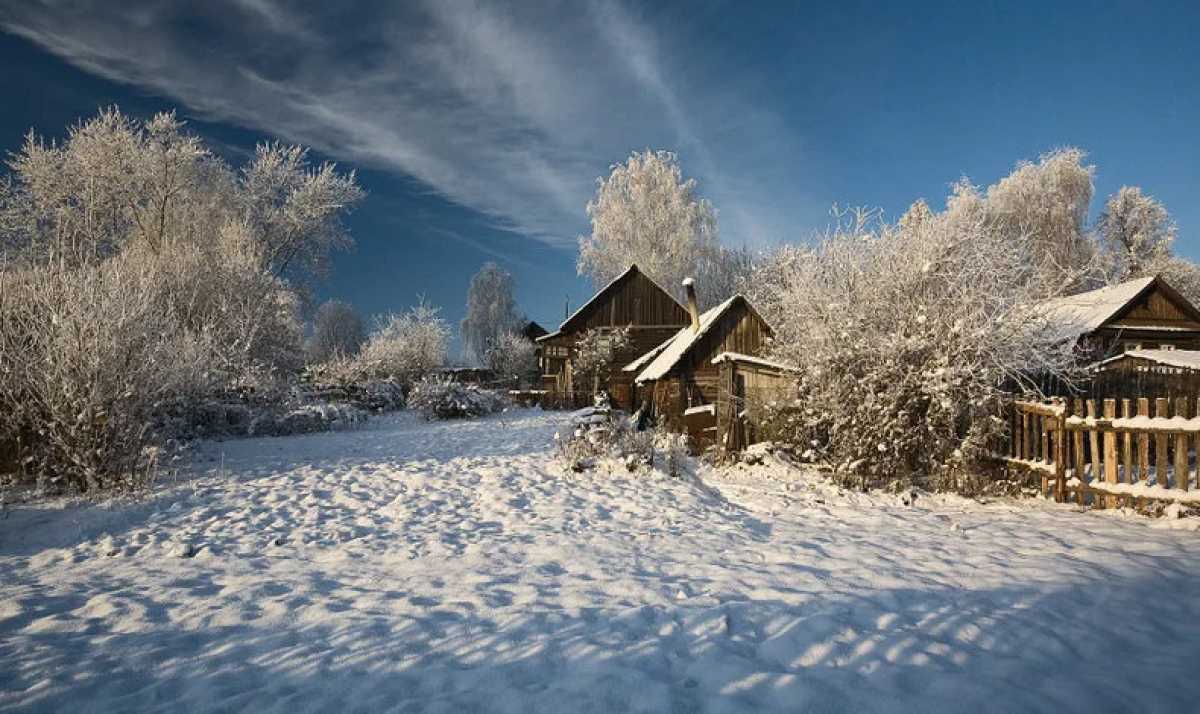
[
  {"left": 640, "top": 298, "right": 774, "bottom": 434},
  {"left": 537, "top": 265, "right": 689, "bottom": 409}
]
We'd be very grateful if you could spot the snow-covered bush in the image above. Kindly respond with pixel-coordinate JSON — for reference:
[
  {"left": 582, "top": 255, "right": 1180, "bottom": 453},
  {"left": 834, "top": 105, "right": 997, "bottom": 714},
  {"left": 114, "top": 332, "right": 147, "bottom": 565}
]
[
  {"left": 408, "top": 375, "right": 505, "bottom": 420},
  {"left": 355, "top": 302, "right": 450, "bottom": 382},
  {"left": 485, "top": 332, "right": 538, "bottom": 386},
  {"left": 248, "top": 403, "right": 367, "bottom": 437},
  {"left": 0, "top": 256, "right": 219, "bottom": 493},
  {"left": 554, "top": 396, "right": 689, "bottom": 477},
  {"left": 750, "top": 199, "right": 1083, "bottom": 492}
]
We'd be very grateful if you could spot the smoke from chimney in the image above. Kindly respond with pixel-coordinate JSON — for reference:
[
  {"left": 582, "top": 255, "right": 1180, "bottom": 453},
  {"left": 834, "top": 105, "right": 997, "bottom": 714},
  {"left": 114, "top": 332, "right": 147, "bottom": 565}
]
[{"left": 683, "top": 278, "right": 700, "bottom": 333}]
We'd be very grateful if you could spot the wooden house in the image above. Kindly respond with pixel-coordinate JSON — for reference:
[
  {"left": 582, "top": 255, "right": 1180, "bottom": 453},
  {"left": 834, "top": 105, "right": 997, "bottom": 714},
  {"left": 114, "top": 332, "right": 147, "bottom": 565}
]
[
  {"left": 536, "top": 265, "right": 690, "bottom": 408},
  {"left": 625, "top": 280, "right": 774, "bottom": 444},
  {"left": 1034, "top": 275, "right": 1200, "bottom": 360}
]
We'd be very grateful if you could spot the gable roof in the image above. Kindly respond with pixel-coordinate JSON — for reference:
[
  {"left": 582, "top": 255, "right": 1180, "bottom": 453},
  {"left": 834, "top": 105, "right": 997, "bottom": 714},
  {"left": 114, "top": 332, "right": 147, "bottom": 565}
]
[
  {"left": 629, "top": 294, "right": 769, "bottom": 384},
  {"left": 536, "top": 264, "right": 687, "bottom": 342},
  {"left": 1031, "top": 275, "right": 1200, "bottom": 340},
  {"left": 522, "top": 320, "right": 549, "bottom": 341}
]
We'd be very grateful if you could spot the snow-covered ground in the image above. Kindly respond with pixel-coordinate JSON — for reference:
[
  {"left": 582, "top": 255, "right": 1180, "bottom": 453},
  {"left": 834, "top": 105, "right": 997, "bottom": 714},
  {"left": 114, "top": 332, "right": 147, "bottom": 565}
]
[{"left": 2, "top": 409, "right": 1199, "bottom": 713}]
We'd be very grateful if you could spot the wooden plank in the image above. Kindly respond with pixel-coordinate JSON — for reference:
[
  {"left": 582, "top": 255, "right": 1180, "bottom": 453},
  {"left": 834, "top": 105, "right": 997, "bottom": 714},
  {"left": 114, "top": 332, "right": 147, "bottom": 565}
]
[
  {"left": 1072, "top": 399, "right": 1086, "bottom": 506},
  {"left": 1137, "top": 398, "right": 1151, "bottom": 485},
  {"left": 1040, "top": 415, "right": 1050, "bottom": 495},
  {"left": 1023, "top": 412, "right": 1032, "bottom": 461},
  {"left": 1054, "top": 415, "right": 1067, "bottom": 503},
  {"left": 1177, "top": 397, "right": 1190, "bottom": 492},
  {"left": 1086, "top": 400, "right": 1101, "bottom": 506},
  {"left": 1103, "top": 399, "right": 1118, "bottom": 509},
  {"left": 1013, "top": 406, "right": 1022, "bottom": 459},
  {"left": 1121, "top": 399, "right": 1133, "bottom": 485},
  {"left": 1156, "top": 398, "right": 1170, "bottom": 488}
]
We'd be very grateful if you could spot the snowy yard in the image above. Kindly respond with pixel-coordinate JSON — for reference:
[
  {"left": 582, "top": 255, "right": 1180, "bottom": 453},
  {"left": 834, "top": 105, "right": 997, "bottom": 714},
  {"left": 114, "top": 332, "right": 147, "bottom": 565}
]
[{"left": 2, "top": 409, "right": 1199, "bottom": 713}]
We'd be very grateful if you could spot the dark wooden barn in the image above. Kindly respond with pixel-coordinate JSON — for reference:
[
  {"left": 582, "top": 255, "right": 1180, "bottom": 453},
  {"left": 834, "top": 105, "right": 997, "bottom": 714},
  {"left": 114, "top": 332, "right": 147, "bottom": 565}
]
[
  {"left": 626, "top": 282, "right": 773, "bottom": 444},
  {"left": 536, "top": 265, "right": 690, "bottom": 408}
]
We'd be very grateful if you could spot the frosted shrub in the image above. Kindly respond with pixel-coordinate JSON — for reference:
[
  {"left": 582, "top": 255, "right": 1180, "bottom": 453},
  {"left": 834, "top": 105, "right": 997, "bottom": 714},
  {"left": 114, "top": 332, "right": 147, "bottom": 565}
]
[
  {"left": 751, "top": 202, "right": 1082, "bottom": 492},
  {"left": 0, "top": 258, "right": 219, "bottom": 493},
  {"left": 356, "top": 302, "right": 450, "bottom": 382},
  {"left": 408, "top": 375, "right": 505, "bottom": 420},
  {"left": 554, "top": 396, "right": 691, "bottom": 476}
]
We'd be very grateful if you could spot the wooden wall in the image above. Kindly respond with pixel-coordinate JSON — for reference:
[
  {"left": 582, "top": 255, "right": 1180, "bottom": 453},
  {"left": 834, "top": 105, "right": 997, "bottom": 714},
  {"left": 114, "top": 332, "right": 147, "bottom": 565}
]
[
  {"left": 563, "top": 270, "right": 690, "bottom": 332},
  {"left": 539, "top": 267, "right": 690, "bottom": 409},
  {"left": 644, "top": 298, "right": 773, "bottom": 429},
  {"left": 715, "top": 360, "right": 799, "bottom": 452}
]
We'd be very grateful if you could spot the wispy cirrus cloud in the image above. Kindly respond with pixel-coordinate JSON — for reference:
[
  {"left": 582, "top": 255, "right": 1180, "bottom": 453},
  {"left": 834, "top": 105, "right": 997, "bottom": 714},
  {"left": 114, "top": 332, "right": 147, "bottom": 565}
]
[{"left": 0, "top": 0, "right": 813, "bottom": 247}]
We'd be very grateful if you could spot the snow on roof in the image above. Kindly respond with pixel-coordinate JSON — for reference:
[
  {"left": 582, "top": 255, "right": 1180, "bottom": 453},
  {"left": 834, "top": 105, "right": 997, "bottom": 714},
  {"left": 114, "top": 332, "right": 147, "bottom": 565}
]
[
  {"left": 711, "top": 352, "right": 801, "bottom": 373},
  {"left": 1031, "top": 275, "right": 1155, "bottom": 339},
  {"left": 633, "top": 295, "right": 744, "bottom": 384},
  {"left": 1093, "top": 349, "right": 1200, "bottom": 371},
  {"left": 622, "top": 338, "right": 670, "bottom": 373}
]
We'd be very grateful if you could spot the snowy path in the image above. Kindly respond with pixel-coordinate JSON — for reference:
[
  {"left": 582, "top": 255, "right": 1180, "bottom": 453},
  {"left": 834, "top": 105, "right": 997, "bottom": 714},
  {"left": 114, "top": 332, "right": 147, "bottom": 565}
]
[{"left": 2, "top": 409, "right": 1199, "bottom": 713}]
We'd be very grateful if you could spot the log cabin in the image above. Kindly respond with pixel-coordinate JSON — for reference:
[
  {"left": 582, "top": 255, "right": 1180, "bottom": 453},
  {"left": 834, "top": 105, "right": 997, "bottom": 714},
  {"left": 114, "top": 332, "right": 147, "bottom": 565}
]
[
  {"left": 625, "top": 279, "right": 774, "bottom": 444},
  {"left": 536, "top": 265, "right": 690, "bottom": 408},
  {"left": 1034, "top": 274, "right": 1200, "bottom": 361}
]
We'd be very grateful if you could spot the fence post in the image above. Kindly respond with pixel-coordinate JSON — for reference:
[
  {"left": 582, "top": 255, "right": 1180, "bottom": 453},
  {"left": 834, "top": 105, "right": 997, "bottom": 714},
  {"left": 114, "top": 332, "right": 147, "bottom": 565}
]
[
  {"left": 1155, "top": 397, "right": 1170, "bottom": 489},
  {"left": 1073, "top": 398, "right": 1086, "bottom": 506},
  {"left": 1053, "top": 402, "right": 1066, "bottom": 503},
  {"left": 1086, "top": 400, "right": 1101, "bottom": 508},
  {"left": 1103, "top": 399, "right": 1118, "bottom": 509},
  {"left": 1121, "top": 399, "right": 1132, "bottom": 487},
  {"left": 1137, "top": 398, "right": 1151, "bottom": 487},
  {"left": 1176, "top": 397, "right": 1189, "bottom": 492}
]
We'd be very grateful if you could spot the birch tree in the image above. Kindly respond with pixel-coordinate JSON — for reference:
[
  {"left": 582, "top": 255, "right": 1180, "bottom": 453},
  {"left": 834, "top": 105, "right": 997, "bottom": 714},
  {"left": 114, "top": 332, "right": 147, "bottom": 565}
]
[
  {"left": 1096, "top": 186, "right": 1176, "bottom": 280},
  {"left": 461, "top": 262, "right": 522, "bottom": 365},
  {"left": 578, "top": 150, "right": 726, "bottom": 306}
]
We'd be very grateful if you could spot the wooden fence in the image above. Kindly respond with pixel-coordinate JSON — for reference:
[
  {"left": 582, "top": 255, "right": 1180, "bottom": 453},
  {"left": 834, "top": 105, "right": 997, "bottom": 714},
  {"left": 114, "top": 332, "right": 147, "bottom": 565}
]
[{"left": 1004, "top": 396, "right": 1200, "bottom": 507}]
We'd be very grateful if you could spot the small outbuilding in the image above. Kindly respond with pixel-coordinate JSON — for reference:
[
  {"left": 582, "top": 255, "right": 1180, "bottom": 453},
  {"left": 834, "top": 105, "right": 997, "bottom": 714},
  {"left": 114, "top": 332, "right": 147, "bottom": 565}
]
[{"left": 626, "top": 280, "right": 774, "bottom": 445}]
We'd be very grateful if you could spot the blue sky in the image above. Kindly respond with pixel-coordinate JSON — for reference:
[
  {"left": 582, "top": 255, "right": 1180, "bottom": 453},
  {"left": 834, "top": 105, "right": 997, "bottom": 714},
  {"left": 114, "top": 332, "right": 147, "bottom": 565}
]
[{"left": 1, "top": 0, "right": 1197, "bottom": 352}]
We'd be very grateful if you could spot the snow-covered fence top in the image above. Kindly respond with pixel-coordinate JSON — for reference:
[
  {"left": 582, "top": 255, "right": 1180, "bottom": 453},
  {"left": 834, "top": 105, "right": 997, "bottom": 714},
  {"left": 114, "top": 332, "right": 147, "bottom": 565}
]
[{"left": 1004, "top": 396, "right": 1200, "bottom": 508}]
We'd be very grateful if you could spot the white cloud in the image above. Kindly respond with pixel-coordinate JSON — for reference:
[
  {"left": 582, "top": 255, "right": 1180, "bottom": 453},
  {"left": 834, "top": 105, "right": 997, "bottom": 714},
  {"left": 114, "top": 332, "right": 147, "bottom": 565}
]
[{"left": 0, "top": 0, "right": 817, "bottom": 248}]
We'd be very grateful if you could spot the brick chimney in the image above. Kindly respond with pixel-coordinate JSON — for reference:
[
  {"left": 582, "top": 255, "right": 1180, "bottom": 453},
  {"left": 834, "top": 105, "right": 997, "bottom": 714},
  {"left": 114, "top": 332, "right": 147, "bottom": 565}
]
[{"left": 682, "top": 277, "right": 700, "bottom": 333}]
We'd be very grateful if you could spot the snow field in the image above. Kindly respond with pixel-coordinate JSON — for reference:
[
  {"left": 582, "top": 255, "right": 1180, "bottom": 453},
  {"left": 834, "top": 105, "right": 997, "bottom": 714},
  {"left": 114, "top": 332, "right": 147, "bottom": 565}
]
[{"left": 2, "top": 409, "right": 1199, "bottom": 713}]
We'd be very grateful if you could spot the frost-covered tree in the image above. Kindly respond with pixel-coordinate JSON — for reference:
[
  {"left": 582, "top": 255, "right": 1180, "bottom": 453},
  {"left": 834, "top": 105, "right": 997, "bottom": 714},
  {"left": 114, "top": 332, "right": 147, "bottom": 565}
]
[
  {"left": 0, "top": 107, "right": 360, "bottom": 493},
  {"left": 358, "top": 301, "right": 450, "bottom": 379},
  {"left": 982, "top": 148, "right": 1097, "bottom": 287},
  {"left": 578, "top": 150, "right": 727, "bottom": 307},
  {"left": 460, "top": 262, "right": 521, "bottom": 365},
  {"left": 239, "top": 142, "right": 365, "bottom": 286},
  {"left": 485, "top": 332, "right": 538, "bottom": 386},
  {"left": 1096, "top": 186, "right": 1176, "bottom": 281},
  {"left": 573, "top": 327, "right": 631, "bottom": 396},
  {"left": 308, "top": 299, "right": 366, "bottom": 363}
]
